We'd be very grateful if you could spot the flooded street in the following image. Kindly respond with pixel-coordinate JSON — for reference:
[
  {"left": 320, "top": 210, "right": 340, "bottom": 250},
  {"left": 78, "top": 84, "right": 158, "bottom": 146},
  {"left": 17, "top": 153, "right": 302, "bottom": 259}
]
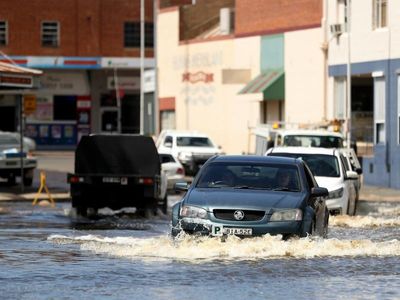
[{"left": 0, "top": 199, "right": 399, "bottom": 300}]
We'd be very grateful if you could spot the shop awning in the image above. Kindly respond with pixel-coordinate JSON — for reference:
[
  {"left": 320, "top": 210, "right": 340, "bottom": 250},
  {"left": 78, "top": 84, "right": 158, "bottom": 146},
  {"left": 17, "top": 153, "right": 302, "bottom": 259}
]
[
  {"left": 0, "top": 61, "right": 42, "bottom": 89},
  {"left": 238, "top": 69, "right": 284, "bottom": 100}
]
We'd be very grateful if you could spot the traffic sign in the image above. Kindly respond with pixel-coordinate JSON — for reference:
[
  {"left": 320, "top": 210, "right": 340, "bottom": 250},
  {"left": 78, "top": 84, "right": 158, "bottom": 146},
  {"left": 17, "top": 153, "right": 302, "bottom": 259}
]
[{"left": 24, "top": 94, "right": 36, "bottom": 115}]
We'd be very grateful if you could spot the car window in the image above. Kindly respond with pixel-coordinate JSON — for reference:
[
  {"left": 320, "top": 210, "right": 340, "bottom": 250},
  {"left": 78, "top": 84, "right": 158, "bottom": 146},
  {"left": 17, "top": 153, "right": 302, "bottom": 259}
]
[
  {"left": 196, "top": 162, "right": 301, "bottom": 192},
  {"left": 164, "top": 136, "right": 173, "bottom": 146},
  {"left": 303, "top": 163, "right": 317, "bottom": 189},
  {"left": 0, "top": 136, "right": 19, "bottom": 145},
  {"left": 176, "top": 136, "right": 213, "bottom": 147},
  {"left": 282, "top": 135, "right": 343, "bottom": 148},
  {"left": 340, "top": 154, "right": 351, "bottom": 172},
  {"left": 159, "top": 154, "right": 174, "bottom": 164},
  {"left": 269, "top": 153, "right": 340, "bottom": 178}
]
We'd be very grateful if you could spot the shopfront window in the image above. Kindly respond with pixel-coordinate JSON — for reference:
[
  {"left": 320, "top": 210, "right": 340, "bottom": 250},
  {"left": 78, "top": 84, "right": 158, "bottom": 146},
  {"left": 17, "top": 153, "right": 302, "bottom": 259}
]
[{"left": 53, "top": 95, "right": 76, "bottom": 121}]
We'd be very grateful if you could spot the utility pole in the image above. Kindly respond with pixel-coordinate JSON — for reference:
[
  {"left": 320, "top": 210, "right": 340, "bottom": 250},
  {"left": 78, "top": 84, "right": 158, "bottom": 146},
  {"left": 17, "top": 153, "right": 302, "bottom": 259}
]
[
  {"left": 346, "top": 0, "right": 352, "bottom": 149},
  {"left": 140, "top": 0, "right": 145, "bottom": 134}
]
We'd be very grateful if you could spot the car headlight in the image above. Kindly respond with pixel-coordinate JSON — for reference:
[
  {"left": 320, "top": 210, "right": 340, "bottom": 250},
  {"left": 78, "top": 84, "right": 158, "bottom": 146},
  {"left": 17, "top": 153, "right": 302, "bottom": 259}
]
[
  {"left": 178, "top": 151, "right": 193, "bottom": 161},
  {"left": 270, "top": 209, "right": 302, "bottom": 221},
  {"left": 180, "top": 205, "right": 208, "bottom": 219},
  {"left": 328, "top": 187, "right": 344, "bottom": 199}
]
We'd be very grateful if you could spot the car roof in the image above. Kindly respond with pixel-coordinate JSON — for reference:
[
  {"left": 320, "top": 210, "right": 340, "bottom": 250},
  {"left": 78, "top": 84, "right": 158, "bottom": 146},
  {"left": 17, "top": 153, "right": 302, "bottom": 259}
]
[
  {"left": 269, "top": 146, "right": 337, "bottom": 156},
  {"left": 162, "top": 130, "right": 209, "bottom": 138},
  {"left": 276, "top": 129, "right": 344, "bottom": 138},
  {"left": 211, "top": 155, "right": 302, "bottom": 166}
]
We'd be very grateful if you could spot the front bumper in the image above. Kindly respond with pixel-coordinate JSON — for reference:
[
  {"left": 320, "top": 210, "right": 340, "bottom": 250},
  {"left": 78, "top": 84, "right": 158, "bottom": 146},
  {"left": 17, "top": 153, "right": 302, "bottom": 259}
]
[
  {"left": 326, "top": 196, "right": 347, "bottom": 214},
  {"left": 175, "top": 217, "right": 305, "bottom": 237}
]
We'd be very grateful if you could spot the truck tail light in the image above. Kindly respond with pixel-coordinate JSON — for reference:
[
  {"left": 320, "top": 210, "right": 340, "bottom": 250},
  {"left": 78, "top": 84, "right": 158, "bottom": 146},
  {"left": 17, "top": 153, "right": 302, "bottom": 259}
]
[
  {"left": 69, "top": 176, "right": 83, "bottom": 183},
  {"left": 176, "top": 167, "right": 184, "bottom": 175},
  {"left": 139, "top": 178, "right": 153, "bottom": 185}
]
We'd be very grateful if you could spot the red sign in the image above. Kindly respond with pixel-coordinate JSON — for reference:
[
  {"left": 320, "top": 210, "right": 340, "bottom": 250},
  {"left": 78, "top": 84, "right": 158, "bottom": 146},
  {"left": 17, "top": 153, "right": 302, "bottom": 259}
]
[{"left": 182, "top": 71, "right": 214, "bottom": 84}]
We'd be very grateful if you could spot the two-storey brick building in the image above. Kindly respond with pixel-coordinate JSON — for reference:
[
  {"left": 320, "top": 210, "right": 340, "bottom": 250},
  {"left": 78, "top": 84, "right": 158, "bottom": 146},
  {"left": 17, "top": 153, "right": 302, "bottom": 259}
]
[{"left": 0, "top": 0, "right": 155, "bottom": 148}]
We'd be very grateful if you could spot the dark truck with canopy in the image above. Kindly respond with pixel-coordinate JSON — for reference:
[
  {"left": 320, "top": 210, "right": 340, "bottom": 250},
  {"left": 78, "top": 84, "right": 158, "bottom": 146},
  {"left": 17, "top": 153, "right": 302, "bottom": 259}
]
[{"left": 67, "top": 134, "right": 167, "bottom": 217}]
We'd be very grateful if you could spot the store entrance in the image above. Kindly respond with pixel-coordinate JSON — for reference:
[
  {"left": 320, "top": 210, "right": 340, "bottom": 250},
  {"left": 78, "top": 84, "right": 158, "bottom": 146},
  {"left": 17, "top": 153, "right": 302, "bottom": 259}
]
[
  {"left": 100, "top": 108, "right": 119, "bottom": 133},
  {"left": 352, "top": 76, "right": 374, "bottom": 156},
  {"left": 0, "top": 106, "right": 16, "bottom": 131}
]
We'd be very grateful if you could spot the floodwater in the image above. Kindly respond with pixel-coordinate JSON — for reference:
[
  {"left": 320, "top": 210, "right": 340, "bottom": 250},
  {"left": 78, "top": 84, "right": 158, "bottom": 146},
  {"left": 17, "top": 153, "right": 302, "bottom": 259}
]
[{"left": 0, "top": 199, "right": 399, "bottom": 300}]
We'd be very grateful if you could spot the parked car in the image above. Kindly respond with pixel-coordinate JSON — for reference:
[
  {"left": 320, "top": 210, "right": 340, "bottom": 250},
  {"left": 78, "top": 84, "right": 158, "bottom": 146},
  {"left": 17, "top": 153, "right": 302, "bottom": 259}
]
[
  {"left": 0, "top": 132, "right": 37, "bottom": 186},
  {"left": 171, "top": 155, "right": 329, "bottom": 239},
  {"left": 0, "top": 131, "right": 36, "bottom": 151},
  {"left": 266, "top": 147, "right": 358, "bottom": 215},
  {"left": 156, "top": 130, "right": 222, "bottom": 176},
  {"left": 340, "top": 148, "right": 362, "bottom": 205},
  {"left": 159, "top": 152, "right": 185, "bottom": 190}
]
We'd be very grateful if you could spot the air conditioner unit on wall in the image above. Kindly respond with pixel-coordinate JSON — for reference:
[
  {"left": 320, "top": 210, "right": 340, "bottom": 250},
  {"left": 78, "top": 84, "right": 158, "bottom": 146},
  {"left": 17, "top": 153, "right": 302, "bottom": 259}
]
[{"left": 330, "top": 23, "right": 344, "bottom": 36}]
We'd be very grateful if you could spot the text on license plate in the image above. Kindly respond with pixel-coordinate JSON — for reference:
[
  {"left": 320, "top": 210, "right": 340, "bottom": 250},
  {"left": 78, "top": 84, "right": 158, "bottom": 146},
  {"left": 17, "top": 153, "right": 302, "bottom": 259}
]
[{"left": 211, "top": 225, "right": 252, "bottom": 236}]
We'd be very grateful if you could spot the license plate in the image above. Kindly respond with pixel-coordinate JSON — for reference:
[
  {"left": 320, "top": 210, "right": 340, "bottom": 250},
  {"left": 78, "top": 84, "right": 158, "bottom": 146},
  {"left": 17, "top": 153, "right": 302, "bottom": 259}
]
[
  {"left": 102, "top": 177, "right": 120, "bottom": 183},
  {"left": 211, "top": 225, "right": 252, "bottom": 236}
]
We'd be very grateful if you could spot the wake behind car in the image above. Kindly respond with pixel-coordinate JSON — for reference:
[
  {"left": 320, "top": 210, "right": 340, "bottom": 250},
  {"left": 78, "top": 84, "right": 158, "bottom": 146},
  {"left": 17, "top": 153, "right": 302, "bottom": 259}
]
[
  {"left": 0, "top": 132, "right": 37, "bottom": 186},
  {"left": 266, "top": 147, "right": 358, "bottom": 215},
  {"left": 68, "top": 134, "right": 167, "bottom": 217},
  {"left": 171, "top": 155, "right": 329, "bottom": 239}
]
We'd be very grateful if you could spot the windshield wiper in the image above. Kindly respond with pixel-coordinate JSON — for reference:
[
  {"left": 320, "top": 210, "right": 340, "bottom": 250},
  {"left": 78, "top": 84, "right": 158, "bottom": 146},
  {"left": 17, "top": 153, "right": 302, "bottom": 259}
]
[
  {"left": 234, "top": 186, "right": 271, "bottom": 190},
  {"left": 273, "top": 187, "right": 298, "bottom": 192}
]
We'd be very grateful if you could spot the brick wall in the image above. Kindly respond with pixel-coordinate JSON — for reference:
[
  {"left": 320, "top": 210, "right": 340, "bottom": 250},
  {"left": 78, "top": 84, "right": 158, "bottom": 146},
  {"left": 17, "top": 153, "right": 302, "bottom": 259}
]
[
  {"left": 0, "top": 0, "right": 154, "bottom": 57},
  {"left": 159, "top": 0, "right": 192, "bottom": 10},
  {"left": 235, "top": 0, "right": 322, "bottom": 37}
]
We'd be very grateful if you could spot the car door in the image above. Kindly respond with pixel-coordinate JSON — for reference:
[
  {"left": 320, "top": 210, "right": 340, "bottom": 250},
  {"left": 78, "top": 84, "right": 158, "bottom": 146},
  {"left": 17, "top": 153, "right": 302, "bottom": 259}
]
[{"left": 339, "top": 153, "right": 357, "bottom": 214}]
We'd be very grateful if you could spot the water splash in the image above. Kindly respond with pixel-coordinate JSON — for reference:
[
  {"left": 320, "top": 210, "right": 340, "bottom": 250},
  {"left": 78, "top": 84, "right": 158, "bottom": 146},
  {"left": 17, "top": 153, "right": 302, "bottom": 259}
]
[
  {"left": 48, "top": 233, "right": 400, "bottom": 263},
  {"left": 330, "top": 215, "right": 400, "bottom": 228}
]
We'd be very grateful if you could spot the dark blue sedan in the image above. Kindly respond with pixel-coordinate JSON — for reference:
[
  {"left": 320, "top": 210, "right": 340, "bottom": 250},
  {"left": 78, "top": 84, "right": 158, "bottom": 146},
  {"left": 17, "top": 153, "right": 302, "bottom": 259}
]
[{"left": 171, "top": 155, "right": 329, "bottom": 239}]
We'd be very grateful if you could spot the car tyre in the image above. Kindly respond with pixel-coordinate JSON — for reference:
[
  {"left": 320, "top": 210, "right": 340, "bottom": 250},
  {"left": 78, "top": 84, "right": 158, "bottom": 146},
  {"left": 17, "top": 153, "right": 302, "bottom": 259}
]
[
  {"left": 347, "top": 197, "right": 356, "bottom": 216},
  {"left": 23, "top": 176, "right": 33, "bottom": 187}
]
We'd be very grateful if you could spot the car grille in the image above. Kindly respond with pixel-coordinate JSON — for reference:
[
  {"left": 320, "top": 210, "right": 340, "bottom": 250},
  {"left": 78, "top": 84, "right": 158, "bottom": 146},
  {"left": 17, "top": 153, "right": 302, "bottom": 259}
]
[{"left": 213, "top": 209, "right": 265, "bottom": 221}]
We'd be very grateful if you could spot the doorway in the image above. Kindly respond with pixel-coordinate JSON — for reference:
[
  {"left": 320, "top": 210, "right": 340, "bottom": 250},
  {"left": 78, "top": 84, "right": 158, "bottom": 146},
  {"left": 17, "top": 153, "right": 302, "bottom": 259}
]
[{"left": 0, "top": 106, "right": 17, "bottom": 131}]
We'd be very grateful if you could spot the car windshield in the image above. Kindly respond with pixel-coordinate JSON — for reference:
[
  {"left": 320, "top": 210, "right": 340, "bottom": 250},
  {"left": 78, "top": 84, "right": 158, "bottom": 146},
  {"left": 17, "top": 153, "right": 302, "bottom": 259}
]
[
  {"left": 282, "top": 135, "right": 343, "bottom": 148},
  {"left": 196, "top": 162, "right": 301, "bottom": 191},
  {"left": 269, "top": 153, "right": 340, "bottom": 177},
  {"left": 0, "top": 136, "right": 19, "bottom": 145},
  {"left": 176, "top": 136, "right": 214, "bottom": 147}
]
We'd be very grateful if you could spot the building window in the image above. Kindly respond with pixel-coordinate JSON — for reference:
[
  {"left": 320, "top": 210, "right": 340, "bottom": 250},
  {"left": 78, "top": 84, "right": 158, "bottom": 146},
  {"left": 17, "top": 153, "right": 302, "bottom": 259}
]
[
  {"left": 373, "top": 0, "right": 387, "bottom": 29},
  {"left": 41, "top": 21, "right": 59, "bottom": 47},
  {"left": 0, "top": 21, "right": 7, "bottom": 46},
  {"left": 374, "top": 77, "right": 385, "bottom": 144},
  {"left": 124, "top": 22, "right": 154, "bottom": 48}
]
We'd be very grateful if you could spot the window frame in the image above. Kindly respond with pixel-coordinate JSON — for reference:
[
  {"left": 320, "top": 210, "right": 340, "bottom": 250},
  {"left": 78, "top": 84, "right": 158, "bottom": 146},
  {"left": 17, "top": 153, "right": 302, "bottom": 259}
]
[
  {"left": 124, "top": 21, "right": 154, "bottom": 48},
  {"left": 373, "top": 0, "right": 387, "bottom": 30},
  {"left": 41, "top": 21, "right": 60, "bottom": 47},
  {"left": 374, "top": 76, "right": 386, "bottom": 144},
  {"left": 0, "top": 20, "right": 8, "bottom": 46}
]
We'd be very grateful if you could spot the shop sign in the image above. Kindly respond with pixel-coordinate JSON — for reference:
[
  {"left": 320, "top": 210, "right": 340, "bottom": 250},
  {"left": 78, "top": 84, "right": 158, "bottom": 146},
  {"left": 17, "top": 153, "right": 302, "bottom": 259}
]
[
  {"left": 182, "top": 71, "right": 214, "bottom": 84},
  {"left": 40, "top": 72, "right": 90, "bottom": 95},
  {"left": 107, "top": 77, "right": 140, "bottom": 90},
  {"left": 0, "top": 74, "right": 33, "bottom": 88},
  {"left": 101, "top": 57, "right": 155, "bottom": 69},
  {"left": 24, "top": 95, "right": 36, "bottom": 115}
]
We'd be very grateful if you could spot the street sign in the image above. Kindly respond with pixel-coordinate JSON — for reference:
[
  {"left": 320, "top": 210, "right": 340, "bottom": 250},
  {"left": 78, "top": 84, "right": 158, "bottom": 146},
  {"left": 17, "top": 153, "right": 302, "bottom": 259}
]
[{"left": 24, "top": 94, "right": 37, "bottom": 115}]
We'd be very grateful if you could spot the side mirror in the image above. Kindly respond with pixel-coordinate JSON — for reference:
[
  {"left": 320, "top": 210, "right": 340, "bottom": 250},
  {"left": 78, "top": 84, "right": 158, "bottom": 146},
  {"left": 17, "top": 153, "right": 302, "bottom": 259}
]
[
  {"left": 355, "top": 167, "right": 363, "bottom": 175},
  {"left": 174, "top": 182, "right": 189, "bottom": 192},
  {"left": 346, "top": 170, "right": 359, "bottom": 180},
  {"left": 311, "top": 187, "right": 329, "bottom": 198},
  {"left": 164, "top": 142, "right": 172, "bottom": 148}
]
